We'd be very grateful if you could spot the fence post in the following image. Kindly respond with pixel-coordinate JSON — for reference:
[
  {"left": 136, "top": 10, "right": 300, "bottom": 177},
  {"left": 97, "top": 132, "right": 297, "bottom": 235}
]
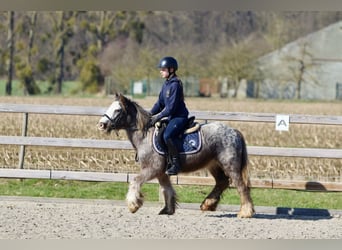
[{"left": 18, "top": 112, "right": 28, "bottom": 169}]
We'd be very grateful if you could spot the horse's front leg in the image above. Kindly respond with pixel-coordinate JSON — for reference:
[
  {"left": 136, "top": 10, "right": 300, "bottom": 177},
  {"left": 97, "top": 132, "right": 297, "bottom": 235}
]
[
  {"left": 126, "top": 164, "right": 158, "bottom": 213},
  {"left": 126, "top": 173, "right": 145, "bottom": 213},
  {"left": 157, "top": 173, "right": 177, "bottom": 215}
]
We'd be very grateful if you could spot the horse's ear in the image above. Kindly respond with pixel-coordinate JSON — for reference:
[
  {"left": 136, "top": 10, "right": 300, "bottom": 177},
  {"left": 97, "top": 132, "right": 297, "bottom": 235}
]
[
  {"left": 114, "top": 92, "right": 125, "bottom": 103},
  {"left": 114, "top": 92, "right": 121, "bottom": 100},
  {"left": 118, "top": 93, "right": 128, "bottom": 111}
]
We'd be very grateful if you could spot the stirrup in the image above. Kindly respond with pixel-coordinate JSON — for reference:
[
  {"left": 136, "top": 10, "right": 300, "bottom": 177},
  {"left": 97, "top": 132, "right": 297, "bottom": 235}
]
[
  {"left": 165, "top": 168, "right": 178, "bottom": 176},
  {"left": 165, "top": 165, "right": 179, "bottom": 176}
]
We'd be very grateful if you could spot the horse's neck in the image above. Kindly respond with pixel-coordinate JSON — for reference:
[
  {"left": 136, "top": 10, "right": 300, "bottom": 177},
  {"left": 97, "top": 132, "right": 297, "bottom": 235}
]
[{"left": 125, "top": 128, "right": 150, "bottom": 150}]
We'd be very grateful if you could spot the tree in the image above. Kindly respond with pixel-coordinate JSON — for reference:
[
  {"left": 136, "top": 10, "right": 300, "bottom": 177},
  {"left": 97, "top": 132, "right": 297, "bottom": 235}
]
[
  {"left": 75, "top": 11, "right": 123, "bottom": 93},
  {"left": 77, "top": 11, "right": 147, "bottom": 93},
  {"left": 81, "top": 11, "right": 122, "bottom": 51},
  {"left": 5, "top": 11, "right": 15, "bottom": 95},
  {"left": 15, "top": 11, "right": 40, "bottom": 95},
  {"left": 77, "top": 44, "right": 104, "bottom": 93},
  {"left": 0, "top": 11, "right": 340, "bottom": 97},
  {"left": 213, "top": 37, "right": 260, "bottom": 98},
  {"left": 49, "top": 11, "right": 77, "bottom": 94},
  {"left": 27, "top": 12, "right": 37, "bottom": 64},
  {"left": 283, "top": 40, "right": 319, "bottom": 99},
  {"left": 261, "top": 12, "right": 291, "bottom": 51},
  {"left": 100, "top": 40, "right": 159, "bottom": 93}
]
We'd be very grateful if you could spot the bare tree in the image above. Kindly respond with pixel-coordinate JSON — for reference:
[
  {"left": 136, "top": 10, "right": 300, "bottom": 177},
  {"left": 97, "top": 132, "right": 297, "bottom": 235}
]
[
  {"left": 213, "top": 37, "right": 260, "bottom": 98},
  {"left": 27, "top": 11, "right": 37, "bottom": 64},
  {"left": 83, "top": 11, "right": 121, "bottom": 51},
  {"left": 15, "top": 11, "right": 40, "bottom": 95},
  {"left": 5, "top": 11, "right": 15, "bottom": 95},
  {"left": 49, "top": 11, "right": 77, "bottom": 94},
  {"left": 283, "top": 40, "right": 319, "bottom": 99}
]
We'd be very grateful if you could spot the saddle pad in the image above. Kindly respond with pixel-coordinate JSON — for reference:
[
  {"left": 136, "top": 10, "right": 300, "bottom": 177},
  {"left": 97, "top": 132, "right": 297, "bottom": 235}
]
[{"left": 152, "top": 129, "right": 202, "bottom": 155}]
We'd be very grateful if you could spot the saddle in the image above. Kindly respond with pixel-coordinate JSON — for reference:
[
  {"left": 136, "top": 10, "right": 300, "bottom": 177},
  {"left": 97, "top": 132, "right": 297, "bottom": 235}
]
[{"left": 152, "top": 116, "right": 202, "bottom": 155}]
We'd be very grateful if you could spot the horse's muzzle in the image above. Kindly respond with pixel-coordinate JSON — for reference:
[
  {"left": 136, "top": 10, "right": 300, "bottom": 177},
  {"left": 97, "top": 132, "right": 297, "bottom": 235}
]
[
  {"left": 97, "top": 122, "right": 107, "bottom": 131},
  {"left": 98, "top": 121, "right": 116, "bottom": 134}
]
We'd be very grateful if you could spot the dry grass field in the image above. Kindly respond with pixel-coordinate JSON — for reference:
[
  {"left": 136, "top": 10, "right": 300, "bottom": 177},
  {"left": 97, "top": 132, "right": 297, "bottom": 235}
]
[{"left": 0, "top": 95, "right": 341, "bottom": 182}]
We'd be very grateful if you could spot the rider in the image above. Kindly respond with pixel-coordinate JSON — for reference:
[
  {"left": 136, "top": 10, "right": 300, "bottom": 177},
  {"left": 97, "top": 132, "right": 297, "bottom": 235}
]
[{"left": 150, "top": 56, "right": 189, "bottom": 175}]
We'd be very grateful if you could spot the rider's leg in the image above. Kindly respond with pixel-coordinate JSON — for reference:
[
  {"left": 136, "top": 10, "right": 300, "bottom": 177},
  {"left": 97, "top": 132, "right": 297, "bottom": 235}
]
[
  {"left": 165, "top": 138, "right": 181, "bottom": 175},
  {"left": 163, "top": 117, "right": 187, "bottom": 176}
]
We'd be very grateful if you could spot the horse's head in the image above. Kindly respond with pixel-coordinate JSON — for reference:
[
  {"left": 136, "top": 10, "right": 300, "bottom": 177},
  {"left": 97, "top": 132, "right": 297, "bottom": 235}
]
[
  {"left": 97, "top": 93, "right": 131, "bottom": 133},
  {"left": 98, "top": 93, "right": 151, "bottom": 134}
]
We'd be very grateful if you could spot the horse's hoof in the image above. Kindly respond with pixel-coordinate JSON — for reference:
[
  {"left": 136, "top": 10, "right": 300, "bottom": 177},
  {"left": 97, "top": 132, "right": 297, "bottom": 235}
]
[
  {"left": 237, "top": 212, "right": 251, "bottom": 218},
  {"left": 158, "top": 206, "right": 175, "bottom": 215},
  {"left": 127, "top": 200, "right": 141, "bottom": 213},
  {"left": 128, "top": 204, "right": 139, "bottom": 213},
  {"left": 237, "top": 204, "right": 255, "bottom": 218},
  {"left": 126, "top": 192, "right": 144, "bottom": 214},
  {"left": 200, "top": 198, "right": 218, "bottom": 211},
  {"left": 237, "top": 210, "right": 255, "bottom": 218}
]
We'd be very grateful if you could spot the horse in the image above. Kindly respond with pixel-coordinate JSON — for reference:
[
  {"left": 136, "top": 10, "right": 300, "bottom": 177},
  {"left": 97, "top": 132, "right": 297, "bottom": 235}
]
[{"left": 97, "top": 93, "right": 255, "bottom": 218}]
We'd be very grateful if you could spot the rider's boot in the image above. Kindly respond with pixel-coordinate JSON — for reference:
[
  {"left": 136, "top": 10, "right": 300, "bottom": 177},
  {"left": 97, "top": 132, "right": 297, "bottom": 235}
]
[
  {"left": 166, "top": 152, "right": 172, "bottom": 169},
  {"left": 165, "top": 139, "right": 181, "bottom": 176}
]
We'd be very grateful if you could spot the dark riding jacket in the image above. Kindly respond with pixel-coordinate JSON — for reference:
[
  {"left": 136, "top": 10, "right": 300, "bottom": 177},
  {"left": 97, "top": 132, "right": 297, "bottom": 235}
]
[{"left": 150, "top": 75, "right": 189, "bottom": 120}]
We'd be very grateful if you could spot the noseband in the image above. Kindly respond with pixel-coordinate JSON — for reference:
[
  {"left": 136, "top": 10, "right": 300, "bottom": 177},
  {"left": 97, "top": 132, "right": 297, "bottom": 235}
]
[
  {"left": 102, "top": 108, "right": 127, "bottom": 130},
  {"left": 103, "top": 114, "right": 115, "bottom": 123}
]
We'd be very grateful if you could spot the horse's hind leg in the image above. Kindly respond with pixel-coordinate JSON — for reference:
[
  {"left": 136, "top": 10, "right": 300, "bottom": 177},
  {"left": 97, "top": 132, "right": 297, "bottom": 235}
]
[
  {"left": 157, "top": 173, "right": 177, "bottom": 215},
  {"left": 230, "top": 166, "right": 255, "bottom": 218},
  {"left": 200, "top": 165, "right": 229, "bottom": 211}
]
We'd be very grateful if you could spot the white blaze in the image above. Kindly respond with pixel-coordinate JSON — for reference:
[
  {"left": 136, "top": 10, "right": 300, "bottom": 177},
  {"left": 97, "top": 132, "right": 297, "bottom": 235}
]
[{"left": 99, "top": 101, "right": 121, "bottom": 124}]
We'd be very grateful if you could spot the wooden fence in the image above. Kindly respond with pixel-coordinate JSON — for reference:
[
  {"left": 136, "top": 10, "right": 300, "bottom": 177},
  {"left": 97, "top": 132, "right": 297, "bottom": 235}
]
[{"left": 0, "top": 103, "right": 342, "bottom": 191}]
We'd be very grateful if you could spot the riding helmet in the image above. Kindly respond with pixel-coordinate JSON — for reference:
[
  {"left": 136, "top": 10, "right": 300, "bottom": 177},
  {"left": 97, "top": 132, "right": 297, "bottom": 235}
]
[{"left": 158, "top": 56, "right": 178, "bottom": 71}]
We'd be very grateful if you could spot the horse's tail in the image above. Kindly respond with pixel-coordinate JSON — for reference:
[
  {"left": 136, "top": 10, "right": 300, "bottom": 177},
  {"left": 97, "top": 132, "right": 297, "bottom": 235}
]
[{"left": 237, "top": 130, "right": 250, "bottom": 188}]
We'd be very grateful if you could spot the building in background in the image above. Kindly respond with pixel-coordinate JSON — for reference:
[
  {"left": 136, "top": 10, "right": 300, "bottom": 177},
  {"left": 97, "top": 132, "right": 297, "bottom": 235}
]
[{"left": 252, "top": 21, "right": 342, "bottom": 100}]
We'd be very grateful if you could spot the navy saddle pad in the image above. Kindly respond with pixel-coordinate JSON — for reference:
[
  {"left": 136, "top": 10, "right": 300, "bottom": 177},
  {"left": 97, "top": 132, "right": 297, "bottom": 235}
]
[{"left": 152, "top": 129, "right": 202, "bottom": 155}]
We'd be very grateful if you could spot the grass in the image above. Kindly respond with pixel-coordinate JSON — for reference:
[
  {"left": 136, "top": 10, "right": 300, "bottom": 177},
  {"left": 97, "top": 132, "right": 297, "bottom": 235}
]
[{"left": 0, "top": 178, "right": 341, "bottom": 210}]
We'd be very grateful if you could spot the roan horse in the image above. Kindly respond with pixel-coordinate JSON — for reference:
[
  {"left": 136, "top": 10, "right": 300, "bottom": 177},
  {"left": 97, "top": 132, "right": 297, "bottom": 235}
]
[{"left": 98, "top": 93, "right": 255, "bottom": 218}]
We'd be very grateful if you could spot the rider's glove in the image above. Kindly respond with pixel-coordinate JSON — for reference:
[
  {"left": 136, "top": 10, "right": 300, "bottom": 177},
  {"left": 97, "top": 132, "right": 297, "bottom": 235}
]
[{"left": 150, "top": 115, "right": 160, "bottom": 127}]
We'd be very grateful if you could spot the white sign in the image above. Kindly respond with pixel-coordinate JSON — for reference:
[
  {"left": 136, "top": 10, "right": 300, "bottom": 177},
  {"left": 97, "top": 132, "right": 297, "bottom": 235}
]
[
  {"left": 275, "top": 115, "right": 290, "bottom": 131},
  {"left": 133, "top": 81, "right": 143, "bottom": 94}
]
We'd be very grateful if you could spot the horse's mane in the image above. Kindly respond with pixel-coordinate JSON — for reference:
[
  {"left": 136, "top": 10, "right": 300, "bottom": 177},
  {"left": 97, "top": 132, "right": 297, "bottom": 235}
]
[
  {"left": 117, "top": 93, "right": 151, "bottom": 133},
  {"left": 133, "top": 100, "right": 151, "bottom": 132}
]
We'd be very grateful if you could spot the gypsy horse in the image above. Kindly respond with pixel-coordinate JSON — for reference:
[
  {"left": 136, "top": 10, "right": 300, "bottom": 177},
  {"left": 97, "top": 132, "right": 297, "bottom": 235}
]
[{"left": 98, "top": 93, "right": 255, "bottom": 218}]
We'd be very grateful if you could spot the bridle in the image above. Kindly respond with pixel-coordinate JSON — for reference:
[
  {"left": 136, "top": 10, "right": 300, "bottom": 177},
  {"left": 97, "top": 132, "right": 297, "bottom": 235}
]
[
  {"left": 102, "top": 106, "right": 139, "bottom": 132},
  {"left": 102, "top": 106, "right": 126, "bottom": 130},
  {"left": 103, "top": 114, "right": 115, "bottom": 123}
]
